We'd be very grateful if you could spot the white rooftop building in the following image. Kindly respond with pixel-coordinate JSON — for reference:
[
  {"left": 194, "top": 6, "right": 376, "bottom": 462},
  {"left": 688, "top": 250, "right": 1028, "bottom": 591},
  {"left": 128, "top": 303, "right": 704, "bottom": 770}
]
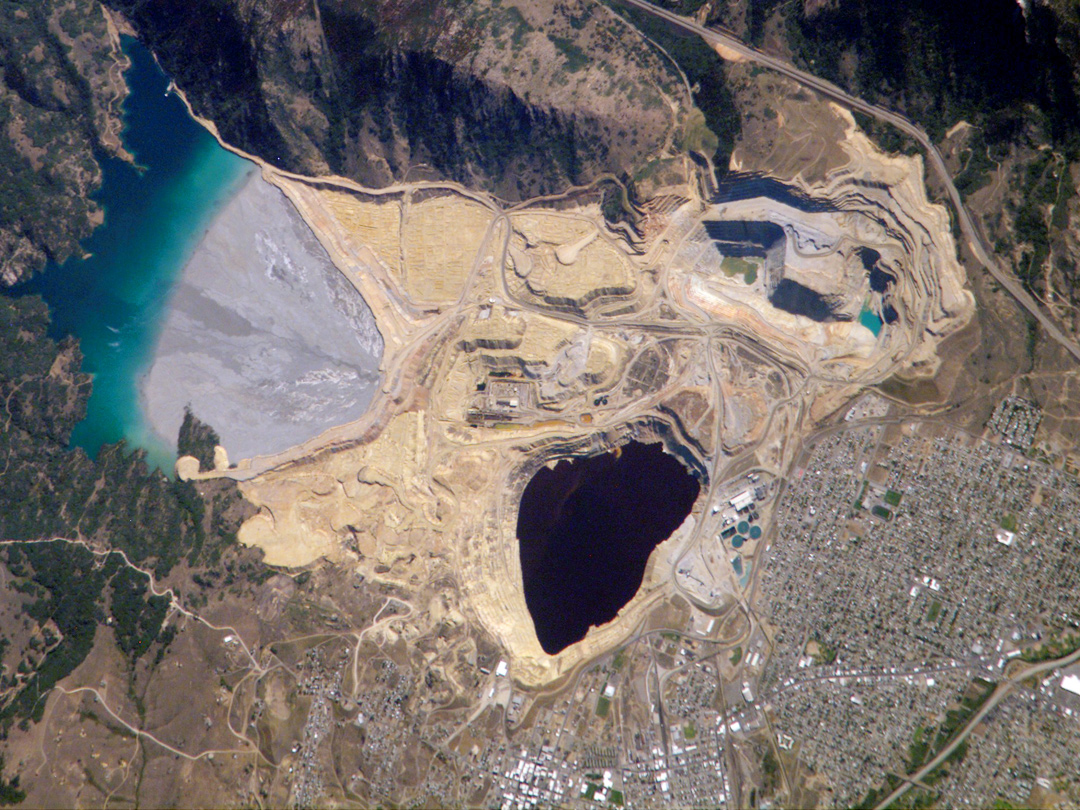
[
  {"left": 730, "top": 490, "right": 754, "bottom": 511},
  {"left": 1061, "top": 673, "right": 1080, "bottom": 696}
]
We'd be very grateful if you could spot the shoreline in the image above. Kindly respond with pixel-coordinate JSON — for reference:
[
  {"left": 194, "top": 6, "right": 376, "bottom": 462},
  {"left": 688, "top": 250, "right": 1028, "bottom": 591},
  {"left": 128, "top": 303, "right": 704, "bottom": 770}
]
[
  {"left": 139, "top": 168, "right": 385, "bottom": 464},
  {"left": 133, "top": 167, "right": 260, "bottom": 461},
  {"left": 168, "top": 82, "right": 508, "bottom": 210}
]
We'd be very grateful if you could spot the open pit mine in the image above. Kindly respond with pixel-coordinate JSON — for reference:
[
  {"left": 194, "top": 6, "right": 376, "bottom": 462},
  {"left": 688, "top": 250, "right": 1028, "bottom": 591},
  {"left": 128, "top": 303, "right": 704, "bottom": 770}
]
[{"left": 175, "top": 112, "right": 973, "bottom": 689}]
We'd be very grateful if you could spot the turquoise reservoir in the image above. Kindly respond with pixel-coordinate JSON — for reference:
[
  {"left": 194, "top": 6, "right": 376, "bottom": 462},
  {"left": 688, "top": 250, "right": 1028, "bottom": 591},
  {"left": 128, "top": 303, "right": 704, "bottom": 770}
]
[
  {"left": 15, "top": 37, "right": 252, "bottom": 472},
  {"left": 859, "top": 303, "right": 883, "bottom": 336}
]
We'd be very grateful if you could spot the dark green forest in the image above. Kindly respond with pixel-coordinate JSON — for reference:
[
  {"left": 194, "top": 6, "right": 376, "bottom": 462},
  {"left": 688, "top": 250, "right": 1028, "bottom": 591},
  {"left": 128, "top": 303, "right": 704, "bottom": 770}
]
[
  {"left": 0, "top": 0, "right": 122, "bottom": 284},
  {"left": 761, "top": 0, "right": 1080, "bottom": 149},
  {"left": 609, "top": 0, "right": 741, "bottom": 173},
  {"left": 0, "top": 293, "right": 254, "bottom": 757},
  {"left": 0, "top": 542, "right": 171, "bottom": 730},
  {"left": 0, "top": 295, "right": 244, "bottom": 578}
]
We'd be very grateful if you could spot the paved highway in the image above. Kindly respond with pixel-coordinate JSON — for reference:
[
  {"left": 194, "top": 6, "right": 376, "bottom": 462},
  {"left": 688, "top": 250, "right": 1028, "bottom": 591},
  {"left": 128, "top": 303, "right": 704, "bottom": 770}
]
[
  {"left": 873, "top": 643, "right": 1080, "bottom": 809},
  {"left": 615, "top": 0, "right": 1080, "bottom": 363}
]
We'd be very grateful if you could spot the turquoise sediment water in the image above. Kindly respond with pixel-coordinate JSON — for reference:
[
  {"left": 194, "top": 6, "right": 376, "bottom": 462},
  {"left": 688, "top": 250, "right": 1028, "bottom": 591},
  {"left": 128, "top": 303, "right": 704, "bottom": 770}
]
[
  {"left": 859, "top": 302, "right": 883, "bottom": 336},
  {"left": 16, "top": 36, "right": 253, "bottom": 472}
]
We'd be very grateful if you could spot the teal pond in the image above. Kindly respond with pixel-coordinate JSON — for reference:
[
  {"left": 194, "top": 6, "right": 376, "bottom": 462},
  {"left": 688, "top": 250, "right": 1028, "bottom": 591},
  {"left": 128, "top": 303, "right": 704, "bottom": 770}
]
[{"left": 859, "top": 303, "right": 883, "bottom": 336}]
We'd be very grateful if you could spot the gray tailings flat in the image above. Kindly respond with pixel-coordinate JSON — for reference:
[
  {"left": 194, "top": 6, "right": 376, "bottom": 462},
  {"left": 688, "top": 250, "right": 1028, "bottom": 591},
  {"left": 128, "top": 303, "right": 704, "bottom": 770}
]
[{"left": 142, "top": 171, "right": 384, "bottom": 462}]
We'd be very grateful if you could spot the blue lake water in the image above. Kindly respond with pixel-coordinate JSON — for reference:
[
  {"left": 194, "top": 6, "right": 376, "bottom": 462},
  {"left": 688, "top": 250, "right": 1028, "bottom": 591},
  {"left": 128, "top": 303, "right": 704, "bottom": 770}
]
[
  {"left": 859, "top": 303, "right": 883, "bottom": 336},
  {"left": 15, "top": 36, "right": 253, "bottom": 472}
]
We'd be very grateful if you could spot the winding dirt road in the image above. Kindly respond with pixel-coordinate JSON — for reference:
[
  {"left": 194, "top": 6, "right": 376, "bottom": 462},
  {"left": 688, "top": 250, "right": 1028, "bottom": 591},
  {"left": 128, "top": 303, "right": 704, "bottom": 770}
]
[{"left": 614, "top": 0, "right": 1080, "bottom": 363}]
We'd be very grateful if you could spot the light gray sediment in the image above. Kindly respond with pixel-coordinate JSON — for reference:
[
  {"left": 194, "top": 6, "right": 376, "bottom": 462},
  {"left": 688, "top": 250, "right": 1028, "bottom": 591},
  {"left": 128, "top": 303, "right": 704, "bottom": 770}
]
[{"left": 142, "top": 171, "right": 384, "bottom": 462}]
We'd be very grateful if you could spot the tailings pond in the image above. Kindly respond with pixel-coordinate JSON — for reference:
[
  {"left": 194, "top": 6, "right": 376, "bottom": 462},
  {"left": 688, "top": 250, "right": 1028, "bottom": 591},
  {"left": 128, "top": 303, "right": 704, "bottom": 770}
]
[
  {"left": 516, "top": 441, "right": 700, "bottom": 655},
  {"left": 14, "top": 37, "right": 252, "bottom": 471}
]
